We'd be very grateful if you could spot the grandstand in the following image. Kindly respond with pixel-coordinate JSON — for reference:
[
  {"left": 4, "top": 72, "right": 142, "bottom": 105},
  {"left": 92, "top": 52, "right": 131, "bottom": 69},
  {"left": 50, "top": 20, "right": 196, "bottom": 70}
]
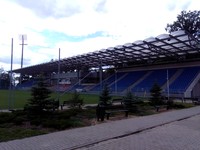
[{"left": 12, "top": 30, "right": 200, "bottom": 99}]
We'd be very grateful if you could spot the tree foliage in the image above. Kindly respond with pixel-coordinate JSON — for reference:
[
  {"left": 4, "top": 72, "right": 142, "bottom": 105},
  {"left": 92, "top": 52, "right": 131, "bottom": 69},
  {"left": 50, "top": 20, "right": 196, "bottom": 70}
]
[
  {"left": 150, "top": 82, "right": 163, "bottom": 106},
  {"left": 124, "top": 90, "right": 141, "bottom": 102},
  {"left": 24, "top": 76, "right": 53, "bottom": 116},
  {"left": 0, "top": 72, "right": 10, "bottom": 89},
  {"left": 68, "top": 91, "right": 84, "bottom": 108},
  {"left": 99, "top": 83, "right": 112, "bottom": 106},
  {"left": 165, "top": 10, "right": 200, "bottom": 39}
]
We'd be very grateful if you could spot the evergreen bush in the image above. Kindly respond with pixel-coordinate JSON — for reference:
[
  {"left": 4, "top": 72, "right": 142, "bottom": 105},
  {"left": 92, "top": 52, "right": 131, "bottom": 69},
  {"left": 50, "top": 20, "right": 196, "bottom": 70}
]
[
  {"left": 68, "top": 91, "right": 84, "bottom": 109},
  {"left": 24, "top": 75, "right": 54, "bottom": 117},
  {"left": 150, "top": 82, "right": 163, "bottom": 106},
  {"left": 99, "top": 83, "right": 112, "bottom": 106}
]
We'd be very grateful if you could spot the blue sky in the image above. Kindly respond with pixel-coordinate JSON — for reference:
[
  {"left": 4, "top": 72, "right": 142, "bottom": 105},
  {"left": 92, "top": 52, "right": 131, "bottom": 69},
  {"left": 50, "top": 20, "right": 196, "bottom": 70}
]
[
  {"left": 0, "top": 0, "right": 199, "bottom": 71},
  {"left": 41, "top": 30, "right": 108, "bottom": 43}
]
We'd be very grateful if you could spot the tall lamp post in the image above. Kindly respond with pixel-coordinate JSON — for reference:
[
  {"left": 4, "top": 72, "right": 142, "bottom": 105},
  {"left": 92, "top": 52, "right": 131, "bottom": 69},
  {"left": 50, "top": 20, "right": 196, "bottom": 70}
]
[
  {"left": 8, "top": 38, "right": 14, "bottom": 110},
  {"left": 19, "top": 34, "right": 27, "bottom": 84},
  {"left": 57, "top": 48, "right": 61, "bottom": 100},
  {"left": 19, "top": 34, "right": 27, "bottom": 68}
]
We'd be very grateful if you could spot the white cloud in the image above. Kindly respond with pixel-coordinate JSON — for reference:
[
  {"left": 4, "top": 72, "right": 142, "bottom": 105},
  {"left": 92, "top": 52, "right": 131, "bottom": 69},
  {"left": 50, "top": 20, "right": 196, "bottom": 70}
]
[{"left": 0, "top": 0, "right": 199, "bottom": 71}]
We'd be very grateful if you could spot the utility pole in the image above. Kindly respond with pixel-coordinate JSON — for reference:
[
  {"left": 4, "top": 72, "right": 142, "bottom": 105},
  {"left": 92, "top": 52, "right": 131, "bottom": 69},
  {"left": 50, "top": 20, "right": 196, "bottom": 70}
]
[
  {"left": 9, "top": 38, "right": 14, "bottom": 110},
  {"left": 19, "top": 35, "right": 27, "bottom": 68},
  {"left": 57, "top": 48, "right": 61, "bottom": 100},
  {"left": 19, "top": 34, "right": 27, "bottom": 84}
]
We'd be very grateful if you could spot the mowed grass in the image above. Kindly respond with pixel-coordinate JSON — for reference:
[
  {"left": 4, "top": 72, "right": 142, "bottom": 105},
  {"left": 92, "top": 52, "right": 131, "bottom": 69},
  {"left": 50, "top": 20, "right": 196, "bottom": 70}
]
[
  {"left": 0, "top": 90, "right": 99, "bottom": 109},
  {"left": 0, "top": 90, "right": 31, "bottom": 109}
]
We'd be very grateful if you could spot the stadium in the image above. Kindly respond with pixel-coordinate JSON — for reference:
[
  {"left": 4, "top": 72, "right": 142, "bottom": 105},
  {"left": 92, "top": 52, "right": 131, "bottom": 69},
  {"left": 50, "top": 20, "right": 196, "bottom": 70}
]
[{"left": 12, "top": 30, "right": 200, "bottom": 100}]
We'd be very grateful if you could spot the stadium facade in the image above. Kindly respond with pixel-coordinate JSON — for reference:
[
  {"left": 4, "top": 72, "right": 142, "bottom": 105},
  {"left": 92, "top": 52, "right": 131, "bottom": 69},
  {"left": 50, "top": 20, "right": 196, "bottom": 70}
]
[{"left": 12, "top": 30, "right": 200, "bottom": 99}]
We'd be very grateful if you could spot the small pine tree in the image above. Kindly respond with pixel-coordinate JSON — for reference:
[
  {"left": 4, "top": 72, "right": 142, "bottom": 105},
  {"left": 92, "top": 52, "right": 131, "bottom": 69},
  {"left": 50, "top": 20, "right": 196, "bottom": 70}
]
[
  {"left": 124, "top": 90, "right": 134, "bottom": 100},
  {"left": 99, "top": 84, "right": 112, "bottom": 106},
  {"left": 24, "top": 76, "right": 53, "bottom": 116},
  {"left": 150, "top": 82, "right": 163, "bottom": 106},
  {"left": 68, "top": 91, "right": 84, "bottom": 109}
]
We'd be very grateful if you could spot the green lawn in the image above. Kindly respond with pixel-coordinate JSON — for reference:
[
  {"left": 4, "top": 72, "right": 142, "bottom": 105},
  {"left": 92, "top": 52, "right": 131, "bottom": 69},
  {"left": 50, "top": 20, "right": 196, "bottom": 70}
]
[{"left": 0, "top": 90, "right": 99, "bottom": 109}]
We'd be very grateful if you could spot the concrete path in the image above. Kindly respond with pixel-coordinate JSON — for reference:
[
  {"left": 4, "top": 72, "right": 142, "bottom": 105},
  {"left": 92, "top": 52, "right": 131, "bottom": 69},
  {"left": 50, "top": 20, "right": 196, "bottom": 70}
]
[
  {"left": 79, "top": 114, "right": 200, "bottom": 150},
  {"left": 0, "top": 106, "right": 200, "bottom": 150}
]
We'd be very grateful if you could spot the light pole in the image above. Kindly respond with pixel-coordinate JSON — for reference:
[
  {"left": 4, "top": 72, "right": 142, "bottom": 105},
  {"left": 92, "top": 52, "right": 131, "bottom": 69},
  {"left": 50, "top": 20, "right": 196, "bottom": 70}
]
[
  {"left": 57, "top": 48, "right": 61, "bottom": 99},
  {"left": 8, "top": 38, "right": 14, "bottom": 110},
  {"left": 19, "top": 34, "right": 27, "bottom": 68},
  {"left": 19, "top": 34, "right": 27, "bottom": 84}
]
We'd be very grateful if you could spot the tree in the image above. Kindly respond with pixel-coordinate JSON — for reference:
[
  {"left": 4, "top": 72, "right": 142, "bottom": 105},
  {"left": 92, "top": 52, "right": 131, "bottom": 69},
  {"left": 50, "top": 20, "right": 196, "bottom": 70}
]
[
  {"left": 99, "top": 83, "right": 112, "bottom": 106},
  {"left": 123, "top": 89, "right": 141, "bottom": 102},
  {"left": 0, "top": 72, "right": 10, "bottom": 89},
  {"left": 68, "top": 91, "right": 84, "bottom": 109},
  {"left": 96, "top": 83, "right": 111, "bottom": 121},
  {"left": 24, "top": 76, "right": 53, "bottom": 116},
  {"left": 150, "top": 82, "right": 163, "bottom": 106},
  {"left": 165, "top": 10, "right": 200, "bottom": 39},
  {"left": 124, "top": 90, "right": 134, "bottom": 100}
]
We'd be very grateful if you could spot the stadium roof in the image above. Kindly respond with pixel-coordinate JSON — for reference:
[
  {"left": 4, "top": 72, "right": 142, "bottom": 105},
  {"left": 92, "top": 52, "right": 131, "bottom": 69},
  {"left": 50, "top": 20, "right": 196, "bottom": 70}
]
[{"left": 13, "top": 30, "right": 200, "bottom": 75}]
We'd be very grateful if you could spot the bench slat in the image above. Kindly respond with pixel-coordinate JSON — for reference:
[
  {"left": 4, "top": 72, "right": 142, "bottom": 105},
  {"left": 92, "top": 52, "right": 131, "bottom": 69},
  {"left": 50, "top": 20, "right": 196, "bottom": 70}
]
[{"left": 105, "top": 109, "right": 129, "bottom": 120}]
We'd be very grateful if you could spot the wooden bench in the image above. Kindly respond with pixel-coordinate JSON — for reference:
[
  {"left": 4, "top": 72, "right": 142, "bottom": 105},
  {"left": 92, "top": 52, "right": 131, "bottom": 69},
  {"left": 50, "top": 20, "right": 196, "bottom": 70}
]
[
  {"left": 60, "top": 100, "right": 83, "bottom": 110},
  {"left": 52, "top": 100, "right": 59, "bottom": 111},
  {"left": 44, "top": 99, "right": 59, "bottom": 111},
  {"left": 96, "top": 104, "right": 129, "bottom": 121},
  {"left": 121, "top": 99, "right": 136, "bottom": 106},
  {"left": 192, "top": 98, "right": 200, "bottom": 105},
  {"left": 111, "top": 98, "right": 123, "bottom": 105},
  {"left": 60, "top": 101, "right": 71, "bottom": 110},
  {"left": 105, "top": 109, "right": 129, "bottom": 120},
  {"left": 155, "top": 105, "right": 169, "bottom": 112}
]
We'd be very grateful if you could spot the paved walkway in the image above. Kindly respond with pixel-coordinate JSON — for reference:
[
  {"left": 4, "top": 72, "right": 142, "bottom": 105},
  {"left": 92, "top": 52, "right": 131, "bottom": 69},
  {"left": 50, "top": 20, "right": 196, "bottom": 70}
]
[
  {"left": 0, "top": 106, "right": 200, "bottom": 150},
  {"left": 79, "top": 114, "right": 200, "bottom": 150}
]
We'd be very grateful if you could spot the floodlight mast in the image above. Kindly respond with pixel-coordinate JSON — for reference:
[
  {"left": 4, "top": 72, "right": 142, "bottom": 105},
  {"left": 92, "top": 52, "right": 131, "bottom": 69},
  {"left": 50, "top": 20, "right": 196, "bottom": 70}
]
[
  {"left": 19, "top": 35, "right": 27, "bottom": 85},
  {"left": 8, "top": 38, "right": 14, "bottom": 110},
  {"left": 19, "top": 34, "right": 27, "bottom": 68},
  {"left": 57, "top": 48, "right": 61, "bottom": 100}
]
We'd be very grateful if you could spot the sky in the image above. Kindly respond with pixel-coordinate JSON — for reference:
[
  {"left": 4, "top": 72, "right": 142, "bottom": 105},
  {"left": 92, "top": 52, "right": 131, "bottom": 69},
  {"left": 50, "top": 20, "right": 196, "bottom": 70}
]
[{"left": 0, "top": 0, "right": 199, "bottom": 71}]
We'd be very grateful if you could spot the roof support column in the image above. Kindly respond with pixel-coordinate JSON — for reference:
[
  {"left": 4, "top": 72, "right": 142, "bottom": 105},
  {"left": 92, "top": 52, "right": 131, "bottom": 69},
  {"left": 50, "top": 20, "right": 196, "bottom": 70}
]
[
  {"left": 77, "top": 69, "right": 81, "bottom": 85},
  {"left": 115, "top": 69, "right": 118, "bottom": 94},
  {"left": 99, "top": 60, "right": 103, "bottom": 91}
]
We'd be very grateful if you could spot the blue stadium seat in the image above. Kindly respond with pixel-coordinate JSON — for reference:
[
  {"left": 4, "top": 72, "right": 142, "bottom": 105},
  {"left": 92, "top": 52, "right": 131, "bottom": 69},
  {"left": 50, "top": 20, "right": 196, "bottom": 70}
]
[
  {"left": 168, "top": 67, "right": 200, "bottom": 94},
  {"left": 132, "top": 69, "right": 176, "bottom": 93},
  {"left": 109, "top": 71, "right": 146, "bottom": 92},
  {"left": 90, "top": 72, "right": 125, "bottom": 91}
]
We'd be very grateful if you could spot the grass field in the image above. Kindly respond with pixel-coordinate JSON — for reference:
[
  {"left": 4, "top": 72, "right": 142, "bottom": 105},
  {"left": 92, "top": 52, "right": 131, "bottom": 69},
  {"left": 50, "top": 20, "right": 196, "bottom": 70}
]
[{"left": 0, "top": 90, "right": 99, "bottom": 110}]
